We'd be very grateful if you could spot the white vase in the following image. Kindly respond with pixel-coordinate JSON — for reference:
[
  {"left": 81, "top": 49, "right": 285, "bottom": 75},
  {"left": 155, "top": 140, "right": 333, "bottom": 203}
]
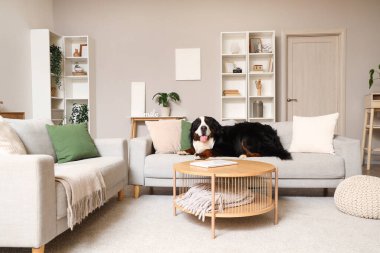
[{"left": 160, "top": 107, "right": 171, "bottom": 117}]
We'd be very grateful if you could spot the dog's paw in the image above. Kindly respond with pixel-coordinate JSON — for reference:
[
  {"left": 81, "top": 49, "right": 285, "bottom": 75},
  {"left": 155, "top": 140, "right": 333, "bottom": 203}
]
[
  {"left": 177, "top": 150, "right": 189, "bottom": 155},
  {"left": 194, "top": 154, "right": 202, "bottom": 160},
  {"left": 239, "top": 154, "right": 247, "bottom": 159}
]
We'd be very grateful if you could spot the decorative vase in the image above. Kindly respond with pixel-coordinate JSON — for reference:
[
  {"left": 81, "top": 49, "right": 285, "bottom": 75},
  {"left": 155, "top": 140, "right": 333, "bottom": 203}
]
[
  {"left": 160, "top": 107, "right": 171, "bottom": 117},
  {"left": 252, "top": 100, "right": 263, "bottom": 118},
  {"left": 0, "top": 101, "right": 3, "bottom": 112},
  {"left": 73, "top": 49, "right": 80, "bottom": 57}
]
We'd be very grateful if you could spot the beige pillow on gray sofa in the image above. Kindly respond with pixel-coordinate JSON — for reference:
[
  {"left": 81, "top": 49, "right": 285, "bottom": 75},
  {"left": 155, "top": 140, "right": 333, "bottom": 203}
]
[
  {"left": 146, "top": 120, "right": 182, "bottom": 154},
  {"left": 0, "top": 121, "right": 27, "bottom": 155}
]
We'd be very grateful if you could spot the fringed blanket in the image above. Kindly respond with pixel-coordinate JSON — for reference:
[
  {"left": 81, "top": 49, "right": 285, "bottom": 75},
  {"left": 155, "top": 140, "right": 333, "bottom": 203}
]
[
  {"left": 176, "top": 183, "right": 254, "bottom": 221},
  {"left": 55, "top": 163, "right": 106, "bottom": 230}
]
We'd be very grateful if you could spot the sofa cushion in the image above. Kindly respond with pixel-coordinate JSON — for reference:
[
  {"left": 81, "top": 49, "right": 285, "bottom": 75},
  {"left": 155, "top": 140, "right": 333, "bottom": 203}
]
[
  {"left": 56, "top": 157, "right": 126, "bottom": 219},
  {"left": 145, "top": 154, "right": 196, "bottom": 178},
  {"left": 265, "top": 121, "right": 292, "bottom": 150},
  {"left": 245, "top": 153, "right": 345, "bottom": 179},
  {"left": 0, "top": 121, "right": 27, "bottom": 154},
  {"left": 2, "top": 118, "right": 57, "bottom": 161},
  {"left": 47, "top": 123, "right": 99, "bottom": 163},
  {"left": 144, "top": 153, "right": 344, "bottom": 180}
]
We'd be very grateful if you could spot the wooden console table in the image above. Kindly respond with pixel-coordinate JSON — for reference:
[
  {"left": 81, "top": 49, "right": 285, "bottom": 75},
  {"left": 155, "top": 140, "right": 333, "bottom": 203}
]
[
  {"left": 0, "top": 112, "right": 25, "bottom": 119},
  {"left": 130, "top": 116, "right": 186, "bottom": 138}
]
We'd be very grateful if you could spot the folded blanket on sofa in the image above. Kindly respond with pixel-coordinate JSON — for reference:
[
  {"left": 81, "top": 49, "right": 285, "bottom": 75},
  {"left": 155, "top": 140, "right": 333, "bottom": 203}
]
[
  {"left": 176, "top": 183, "right": 254, "bottom": 221},
  {"left": 55, "top": 163, "right": 106, "bottom": 230}
]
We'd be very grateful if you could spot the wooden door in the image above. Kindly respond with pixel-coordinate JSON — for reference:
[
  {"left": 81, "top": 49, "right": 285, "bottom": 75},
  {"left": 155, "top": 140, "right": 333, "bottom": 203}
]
[{"left": 286, "top": 33, "right": 345, "bottom": 134}]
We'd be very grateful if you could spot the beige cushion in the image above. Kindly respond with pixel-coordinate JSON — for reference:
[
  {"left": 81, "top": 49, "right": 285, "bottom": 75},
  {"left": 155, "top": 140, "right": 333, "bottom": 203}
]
[
  {"left": 289, "top": 113, "right": 338, "bottom": 154},
  {"left": 145, "top": 120, "right": 181, "bottom": 154},
  {"left": 0, "top": 121, "right": 27, "bottom": 155}
]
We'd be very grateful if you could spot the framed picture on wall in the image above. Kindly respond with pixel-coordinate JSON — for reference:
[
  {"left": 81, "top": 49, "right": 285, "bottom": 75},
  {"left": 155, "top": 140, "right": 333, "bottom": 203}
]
[{"left": 250, "top": 38, "right": 262, "bottom": 53}]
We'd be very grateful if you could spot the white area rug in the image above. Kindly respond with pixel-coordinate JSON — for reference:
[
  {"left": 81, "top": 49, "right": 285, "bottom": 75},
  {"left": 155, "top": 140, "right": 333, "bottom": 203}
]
[{"left": 1, "top": 196, "right": 379, "bottom": 253}]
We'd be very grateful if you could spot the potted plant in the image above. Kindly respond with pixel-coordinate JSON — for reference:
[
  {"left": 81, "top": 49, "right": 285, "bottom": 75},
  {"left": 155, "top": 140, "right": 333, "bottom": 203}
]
[
  {"left": 369, "top": 64, "right": 380, "bottom": 89},
  {"left": 69, "top": 103, "right": 89, "bottom": 124},
  {"left": 50, "top": 44, "right": 63, "bottom": 88},
  {"left": 152, "top": 92, "right": 180, "bottom": 116}
]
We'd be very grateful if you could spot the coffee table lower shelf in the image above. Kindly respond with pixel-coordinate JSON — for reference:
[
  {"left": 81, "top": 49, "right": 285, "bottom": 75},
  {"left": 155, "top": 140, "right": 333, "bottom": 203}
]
[{"left": 175, "top": 193, "right": 274, "bottom": 218}]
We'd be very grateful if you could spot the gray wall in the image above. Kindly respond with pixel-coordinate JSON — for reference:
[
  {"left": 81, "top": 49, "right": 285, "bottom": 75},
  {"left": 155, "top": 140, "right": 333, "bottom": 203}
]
[
  {"left": 52, "top": 0, "right": 380, "bottom": 139},
  {"left": 2, "top": 0, "right": 380, "bottom": 141},
  {"left": 0, "top": 0, "right": 54, "bottom": 118}
]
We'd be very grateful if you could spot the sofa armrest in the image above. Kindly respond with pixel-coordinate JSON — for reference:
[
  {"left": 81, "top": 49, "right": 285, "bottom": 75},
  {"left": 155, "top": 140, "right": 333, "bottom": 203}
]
[
  {"left": 95, "top": 138, "right": 128, "bottom": 161},
  {"left": 128, "top": 136, "right": 153, "bottom": 185},
  {"left": 0, "top": 155, "right": 56, "bottom": 248},
  {"left": 333, "top": 136, "right": 361, "bottom": 178}
]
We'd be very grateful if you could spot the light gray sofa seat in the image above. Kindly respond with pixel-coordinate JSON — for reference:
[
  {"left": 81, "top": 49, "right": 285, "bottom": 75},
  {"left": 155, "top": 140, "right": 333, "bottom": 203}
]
[
  {"left": 56, "top": 157, "right": 126, "bottom": 220},
  {"left": 129, "top": 121, "right": 361, "bottom": 189},
  {"left": 144, "top": 153, "right": 345, "bottom": 180}
]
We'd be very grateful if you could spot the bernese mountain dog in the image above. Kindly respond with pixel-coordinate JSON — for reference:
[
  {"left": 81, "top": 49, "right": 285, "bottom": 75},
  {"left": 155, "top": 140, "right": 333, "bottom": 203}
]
[{"left": 178, "top": 116, "right": 291, "bottom": 160}]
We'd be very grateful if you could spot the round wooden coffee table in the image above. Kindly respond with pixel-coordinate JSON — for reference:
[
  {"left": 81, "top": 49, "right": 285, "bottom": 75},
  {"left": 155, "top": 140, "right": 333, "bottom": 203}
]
[{"left": 173, "top": 160, "right": 278, "bottom": 239}]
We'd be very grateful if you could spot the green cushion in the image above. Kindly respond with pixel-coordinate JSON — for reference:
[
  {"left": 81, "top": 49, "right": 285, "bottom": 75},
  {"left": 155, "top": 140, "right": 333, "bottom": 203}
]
[
  {"left": 46, "top": 123, "right": 99, "bottom": 163},
  {"left": 180, "top": 120, "right": 192, "bottom": 151}
]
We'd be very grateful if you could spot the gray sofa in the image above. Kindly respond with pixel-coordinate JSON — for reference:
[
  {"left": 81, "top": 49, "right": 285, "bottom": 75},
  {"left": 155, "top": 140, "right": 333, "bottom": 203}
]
[
  {"left": 129, "top": 122, "right": 361, "bottom": 198},
  {"left": 0, "top": 119, "right": 128, "bottom": 253}
]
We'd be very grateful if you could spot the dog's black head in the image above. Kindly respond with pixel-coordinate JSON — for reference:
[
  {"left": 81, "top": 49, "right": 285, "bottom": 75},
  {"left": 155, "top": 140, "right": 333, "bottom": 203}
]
[{"left": 190, "top": 116, "right": 222, "bottom": 142}]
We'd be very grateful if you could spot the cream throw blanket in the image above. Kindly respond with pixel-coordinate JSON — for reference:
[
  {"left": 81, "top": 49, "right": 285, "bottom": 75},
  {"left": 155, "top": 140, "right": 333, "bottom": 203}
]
[
  {"left": 55, "top": 163, "right": 106, "bottom": 230},
  {"left": 176, "top": 183, "right": 255, "bottom": 221}
]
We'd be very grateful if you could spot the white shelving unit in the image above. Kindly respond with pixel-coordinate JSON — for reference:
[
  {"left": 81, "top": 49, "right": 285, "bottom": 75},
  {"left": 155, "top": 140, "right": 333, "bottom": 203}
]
[
  {"left": 221, "top": 31, "right": 275, "bottom": 123},
  {"left": 31, "top": 29, "right": 95, "bottom": 135}
]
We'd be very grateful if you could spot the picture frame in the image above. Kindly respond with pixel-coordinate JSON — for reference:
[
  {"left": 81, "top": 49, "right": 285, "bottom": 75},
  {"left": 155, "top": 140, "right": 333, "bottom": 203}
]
[
  {"left": 79, "top": 44, "right": 88, "bottom": 57},
  {"left": 250, "top": 38, "right": 262, "bottom": 53}
]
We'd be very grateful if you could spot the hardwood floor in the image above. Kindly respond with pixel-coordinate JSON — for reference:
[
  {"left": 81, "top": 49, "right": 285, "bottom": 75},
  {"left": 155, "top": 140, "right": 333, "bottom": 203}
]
[{"left": 363, "top": 164, "right": 380, "bottom": 177}]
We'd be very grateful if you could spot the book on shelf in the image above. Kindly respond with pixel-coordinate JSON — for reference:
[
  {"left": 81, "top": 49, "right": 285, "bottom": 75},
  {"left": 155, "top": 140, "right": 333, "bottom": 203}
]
[
  {"left": 268, "top": 58, "right": 273, "bottom": 72},
  {"left": 223, "top": 89, "right": 240, "bottom": 96}
]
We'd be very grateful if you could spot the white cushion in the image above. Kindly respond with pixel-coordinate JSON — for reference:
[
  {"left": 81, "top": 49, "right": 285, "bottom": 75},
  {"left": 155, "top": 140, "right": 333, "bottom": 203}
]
[
  {"left": 0, "top": 121, "right": 27, "bottom": 155},
  {"left": 145, "top": 120, "right": 181, "bottom": 154},
  {"left": 289, "top": 113, "right": 339, "bottom": 154}
]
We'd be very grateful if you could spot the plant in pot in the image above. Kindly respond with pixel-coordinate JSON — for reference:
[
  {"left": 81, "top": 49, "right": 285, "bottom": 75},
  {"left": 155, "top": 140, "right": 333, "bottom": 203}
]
[
  {"left": 50, "top": 44, "right": 63, "bottom": 88},
  {"left": 69, "top": 103, "right": 89, "bottom": 124},
  {"left": 369, "top": 64, "right": 380, "bottom": 89},
  {"left": 152, "top": 92, "right": 180, "bottom": 117}
]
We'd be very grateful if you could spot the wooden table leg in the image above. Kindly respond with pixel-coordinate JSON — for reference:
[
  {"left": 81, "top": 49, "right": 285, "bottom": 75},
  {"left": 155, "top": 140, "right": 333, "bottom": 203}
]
[
  {"left": 130, "top": 119, "right": 137, "bottom": 139},
  {"left": 173, "top": 169, "right": 177, "bottom": 216},
  {"left": 361, "top": 109, "right": 369, "bottom": 164},
  {"left": 274, "top": 169, "right": 278, "bottom": 225},
  {"left": 367, "top": 108, "right": 375, "bottom": 170},
  {"left": 211, "top": 174, "right": 216, "bottom": 239}
]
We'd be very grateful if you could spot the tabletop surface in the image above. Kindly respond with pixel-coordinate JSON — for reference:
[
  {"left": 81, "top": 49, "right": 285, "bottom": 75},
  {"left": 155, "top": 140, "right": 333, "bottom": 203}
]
[{"left": 173, "top": 159, "right": 276, "bottom": 177}]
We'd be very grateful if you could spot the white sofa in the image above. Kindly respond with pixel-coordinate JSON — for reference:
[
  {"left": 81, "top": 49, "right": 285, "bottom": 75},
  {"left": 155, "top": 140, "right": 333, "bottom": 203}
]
[
  {"left": 0, "top": 119, "right": 128, "bottom": 253},
  {"left": 128, "top": 122, "right": 361, "bottom": 197}
]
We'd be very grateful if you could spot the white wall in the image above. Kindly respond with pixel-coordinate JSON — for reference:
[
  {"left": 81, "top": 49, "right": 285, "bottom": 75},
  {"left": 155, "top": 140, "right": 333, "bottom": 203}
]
[
  {"left": 51, "top": 0, "right": 380, "bottom": 139},
  {"left": 0, "top": 0, "right": 54, "bottom": 118}
]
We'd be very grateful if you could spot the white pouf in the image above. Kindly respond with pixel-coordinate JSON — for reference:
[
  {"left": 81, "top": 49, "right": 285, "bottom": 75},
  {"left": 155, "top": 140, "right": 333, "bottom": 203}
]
[{"left": 334, "top": 175, "right": 380, "bottom": 219}]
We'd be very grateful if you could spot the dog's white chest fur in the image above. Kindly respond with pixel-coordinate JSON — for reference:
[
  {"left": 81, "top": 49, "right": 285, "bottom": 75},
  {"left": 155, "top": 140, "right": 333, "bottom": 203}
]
[{"left": 193, "top": 138, "right": 215, "bottom": 154}]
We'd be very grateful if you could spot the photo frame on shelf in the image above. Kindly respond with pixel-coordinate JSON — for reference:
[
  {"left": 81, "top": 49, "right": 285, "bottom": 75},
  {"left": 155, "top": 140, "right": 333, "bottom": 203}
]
[
  {"left": 79, "top": 44, "right": 88, "bottom": 57},
  {"left": 250, "top": 38, "right": 262, "bottom": 53}
]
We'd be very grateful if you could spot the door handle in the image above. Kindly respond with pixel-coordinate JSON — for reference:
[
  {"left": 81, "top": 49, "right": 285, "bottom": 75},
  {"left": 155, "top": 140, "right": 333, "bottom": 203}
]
[{"left": 287, "top": 98, "right": 298, "bottom": 102}]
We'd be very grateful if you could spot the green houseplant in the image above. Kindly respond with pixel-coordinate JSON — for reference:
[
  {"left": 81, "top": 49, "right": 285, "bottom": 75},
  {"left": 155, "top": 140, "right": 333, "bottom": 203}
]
[
  {"left": 50, "top": 44, "right": 63, "bottom": 88},
  {"left": 69, "top": 103, "right": 89, "bottom": 124},
  {"left": 152, "top": 92, "right": 180, "bottom": 116},
  {"left": 369, "top": 64, "right": 380, "bottom": 89}
]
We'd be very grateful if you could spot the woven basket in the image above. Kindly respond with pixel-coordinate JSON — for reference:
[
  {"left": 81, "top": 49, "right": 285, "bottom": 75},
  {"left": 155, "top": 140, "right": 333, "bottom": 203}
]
[{"left": 334, "top": 175, "right": 380, "bottom": 219}]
